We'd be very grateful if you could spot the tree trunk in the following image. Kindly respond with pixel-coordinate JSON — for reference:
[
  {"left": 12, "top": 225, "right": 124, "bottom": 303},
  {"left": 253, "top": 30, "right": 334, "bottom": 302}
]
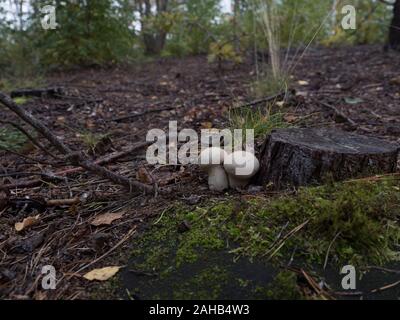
[
  {"left": 140, "top": 0, "right": 168, "bottom": 55},
  {"left": 388, "top": 0, "right": 400, "bottom": 50},
  {"left": 255, "top": 128, "right": 399, "bottom": 189}
]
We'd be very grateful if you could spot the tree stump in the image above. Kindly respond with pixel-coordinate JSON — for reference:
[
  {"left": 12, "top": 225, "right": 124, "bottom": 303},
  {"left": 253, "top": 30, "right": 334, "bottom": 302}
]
[{"left": 255, "top": 128, "right": 399, "bottom": 189}]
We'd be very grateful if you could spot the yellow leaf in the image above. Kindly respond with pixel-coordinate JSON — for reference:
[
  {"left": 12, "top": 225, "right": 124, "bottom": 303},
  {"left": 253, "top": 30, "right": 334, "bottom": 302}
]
[
  {"left": 15, "top": 215, "right": 40, "bottom": 232},
  {"left": 83, "top": 266, "right": 121, "bottom": 281},
  {"left": 91, "top": 212, "right": 124, "bottom": 226},
  {"left": 297, "top": 80, "right": 309, "bottom": 86},
  {"left": 276, "top": 101, "right": 285, "bottom": 107}
]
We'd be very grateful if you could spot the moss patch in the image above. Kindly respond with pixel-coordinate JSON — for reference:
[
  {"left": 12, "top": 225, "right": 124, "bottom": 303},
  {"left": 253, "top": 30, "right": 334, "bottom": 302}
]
[{"left": 106, "top": 177, "right": 400, "bottom": 299}]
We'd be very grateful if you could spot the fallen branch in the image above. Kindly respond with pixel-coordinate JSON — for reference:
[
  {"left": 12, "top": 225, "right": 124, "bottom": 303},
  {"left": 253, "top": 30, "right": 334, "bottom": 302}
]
[
  {"left": 46, "top": 197, "right": 80, "bottom": 206},
  {"left": 10, "top": 87, "right": 65, "bottom": 98},
  {"left": 0, "top": 141, "right": 151, "bottom": 190},
  {"left": 0, "top": 120, "right": 58, "bottom": 159},
  {"left": 315, "top": 99, "right": 357, "bottom": 127},
  {"left": 0, "top": 91, "right": 155, "bottom": 194}
]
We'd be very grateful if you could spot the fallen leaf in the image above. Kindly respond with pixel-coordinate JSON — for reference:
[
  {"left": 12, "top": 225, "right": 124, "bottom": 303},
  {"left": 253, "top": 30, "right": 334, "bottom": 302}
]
[
  {"left": 136, "top": 167, "right": 152, "bottom": 184},
  {"left": 389, "top": 76, "right": 400, "bottom": 85},
  {"left": 297, "top": 80, "right": 309, "bottom": 86},
  {"left": 295, "top": 91, "right": 308, "bottom": 97},
  {"left": 284, "top": 114, "right": 298, "bottom": 123},
  {"left": 91, "top": 212, "right": 124, "bottom": 226},
  {"left": 344, "top": 97, "right": 363, "bottom": 105},
  {"left": 15, "top": 215, "right": 40, "bottom": 232},
  {"left": 83, "top": 266, "right": 121, "bottom": 281},
  {"left": 56, "top": 116, "right": 66, "bottom": 123}
]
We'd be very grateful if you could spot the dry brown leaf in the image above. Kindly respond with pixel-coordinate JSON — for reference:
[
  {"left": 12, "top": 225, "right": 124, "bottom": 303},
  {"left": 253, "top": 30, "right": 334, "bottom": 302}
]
[
  {"left": 136, "top": 167, "right": 152, "bottom": 184},
  {"left": 15, "top": 215, "right": 40, "bottom": 232},
  {"left": 83, "top": 266, "right": 121, "bottom": 281},
  {"left": 91, "top": 212, "right": 124, "bottom": 226},
  {"left": 284, "top": 114, "right": 298, "bottom": 123}
]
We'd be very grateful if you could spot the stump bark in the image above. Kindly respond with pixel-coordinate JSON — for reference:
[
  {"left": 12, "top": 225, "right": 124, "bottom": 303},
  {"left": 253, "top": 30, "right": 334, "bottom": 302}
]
[{"left": 255, "top": 128, "right": 399, "bottom": 189}]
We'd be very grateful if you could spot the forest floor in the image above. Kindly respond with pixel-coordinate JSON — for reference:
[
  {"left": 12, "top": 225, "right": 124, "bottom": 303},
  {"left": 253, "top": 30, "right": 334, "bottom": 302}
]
[{"left": 0, "top": 45, "right": 399, "bottom": 300}]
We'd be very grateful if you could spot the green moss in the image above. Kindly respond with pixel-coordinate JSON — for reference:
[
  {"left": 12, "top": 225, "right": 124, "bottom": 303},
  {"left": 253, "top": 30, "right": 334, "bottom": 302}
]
[
  {"left": 123, "top": 176, "right": 399, "bottom": 299},
  {"left": 136, "top": 177, "right": 400, "bottom": 268},
  {"left": 13, "top": 97, "right": 29, "bottom": 105},
  {"left": 265, "top": 271, "right": 304, "bottom": 300},
  {"left": 172, "top": 266, "right": 230, "bottom": 300}
]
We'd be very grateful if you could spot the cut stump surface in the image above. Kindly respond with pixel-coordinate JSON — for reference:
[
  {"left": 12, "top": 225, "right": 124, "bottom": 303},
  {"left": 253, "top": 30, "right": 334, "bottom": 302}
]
[{"left": 256, "top": 128, "right": 399, "bottom": 188}]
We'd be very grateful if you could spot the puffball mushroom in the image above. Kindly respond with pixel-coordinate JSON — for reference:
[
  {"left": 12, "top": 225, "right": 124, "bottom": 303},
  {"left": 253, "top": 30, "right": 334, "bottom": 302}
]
[
  {"left": 199, "top": 147, "right": 229, "bottom": 192},
  {"left": 223, "top": 151, "right": 260, "bottom": 188}
]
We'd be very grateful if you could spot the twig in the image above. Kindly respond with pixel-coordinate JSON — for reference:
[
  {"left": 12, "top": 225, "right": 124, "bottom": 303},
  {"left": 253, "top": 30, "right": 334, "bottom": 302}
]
[
  {"left": 323, "top": 231, "right": 341, "bottom": 270},
  {"left": 75, "top": 227, "right": 136, "bottom": 273},
  {"left": 0, "top": 120, "right": 58, "bottom": 159},
  {"left": 370, "top": 280, "right": 400, "bottom": 294},
  {"left": 10, "top": 87, "right": 64, "bottom": 98},
  {"left": 0, "top": 141, "right": 151, "bottom": 190},
  {"left": 0, "top": 145, "right": 58, "bottom": 166},
  {"left": 108, "top": 105, "right": 176, "bottom": 122},
  {"left": 0, "top": 91, "right": 156, "bottom": 194},
  {"left": 315, "top": 99, "right": 357, "bottom": 127},
  {"left": 362, "top": 266, "right": 400, "bottom": 274},
  {"left": 264, "top": 220, "right": 309, "bottom": 259},
  {"left": 46, "top": 198, "right": 80, "bottom": 206},
  {"left": 301, "top": 269, "right": 335, "bottom": 300}
]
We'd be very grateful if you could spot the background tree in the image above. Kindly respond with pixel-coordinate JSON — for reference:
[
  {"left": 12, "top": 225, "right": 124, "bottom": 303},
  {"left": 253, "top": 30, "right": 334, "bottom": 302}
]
[{"left": 386, "top": 0, "right": 400, "bottom": 50}]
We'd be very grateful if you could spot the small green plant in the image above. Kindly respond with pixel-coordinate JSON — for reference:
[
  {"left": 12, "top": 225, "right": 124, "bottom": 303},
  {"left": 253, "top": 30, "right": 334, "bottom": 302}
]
[
  {"left": 0, "top": 126, "right": 28, "bottom": 151},
  {"left": 13, "top": 97, "right": 29, "bottom": 105},
  {"left": 208, "top": 41, "right": 242, "bottom": 66},
  {"left": 229, "top": 104, "right": 288, "bottom": 140},
  {"left": 251, "top": 70, "right": 289, "bottom": 98},
  {"left": 79, "top": 131, "right": 111, "bottom": 155},
  {"left": 266, "top": 271, "right": 304, "bottom": 300}
]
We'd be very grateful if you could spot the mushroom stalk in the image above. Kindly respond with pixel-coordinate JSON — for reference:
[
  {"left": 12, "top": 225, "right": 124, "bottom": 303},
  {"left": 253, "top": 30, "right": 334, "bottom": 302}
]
[{"left": 207, "top": 166, "right": 229, "bottom": 192}]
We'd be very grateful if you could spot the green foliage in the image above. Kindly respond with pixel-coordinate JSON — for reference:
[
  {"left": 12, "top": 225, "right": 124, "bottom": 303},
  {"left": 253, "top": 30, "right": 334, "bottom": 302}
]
[
  {"left": 250, "top": 70, "right": 289, "bottom": 98},
  {"left": 164, "top": 0, "right": 223, "bottom": 56},
  {"left": 0, "top": 0, "right": 395, "bottom": 72},
  {"left": 323, "top": 0, "right": 392, "bottom": 46},
  {"left": 266, "top": 271, "right": 304, "bottom": 300},
  {"left": 30, "top": 0, "right": 135, "bottom": 67},
  {"left": 0, "top": 126, "right": 28, "bottom": 151},
  {"left": 208, "top": 41, "right": 242, "bottom": 64},
  {"left": 229, "top": 105, "right": 288, "bottom": 140}
]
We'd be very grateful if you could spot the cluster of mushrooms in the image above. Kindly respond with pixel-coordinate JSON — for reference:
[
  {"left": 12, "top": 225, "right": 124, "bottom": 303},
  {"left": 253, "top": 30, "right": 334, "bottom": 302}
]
[{"left": 199, "top": 147, "right": 260, "bottom": 191}]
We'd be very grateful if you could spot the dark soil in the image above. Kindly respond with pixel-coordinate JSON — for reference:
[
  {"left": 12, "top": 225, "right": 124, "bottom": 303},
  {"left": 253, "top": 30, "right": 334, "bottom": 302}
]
[{"left": 0, "top": 45, "right": 399, "bottom": 299}]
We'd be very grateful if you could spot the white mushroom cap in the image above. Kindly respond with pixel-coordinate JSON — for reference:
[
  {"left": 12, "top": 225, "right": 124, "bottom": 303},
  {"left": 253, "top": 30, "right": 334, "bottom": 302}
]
[
  {"left": 224, "top": 151, "right": 260, "bottom": 179},
  {"left": 199, "top": 147, "right": 227, "bottom": 170}
]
